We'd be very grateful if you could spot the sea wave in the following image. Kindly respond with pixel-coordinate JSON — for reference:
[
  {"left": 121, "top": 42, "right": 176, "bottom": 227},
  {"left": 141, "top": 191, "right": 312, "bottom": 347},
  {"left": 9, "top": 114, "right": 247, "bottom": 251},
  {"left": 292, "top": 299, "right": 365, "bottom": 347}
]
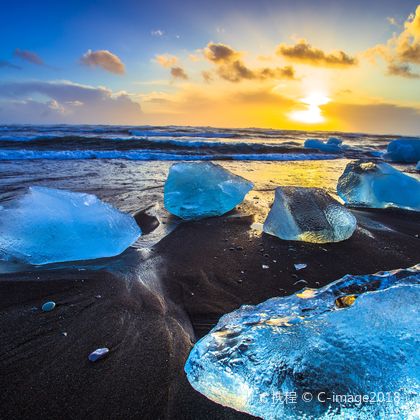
[{"left": 0, "top": 149, "right": 338, "bottom": 161}]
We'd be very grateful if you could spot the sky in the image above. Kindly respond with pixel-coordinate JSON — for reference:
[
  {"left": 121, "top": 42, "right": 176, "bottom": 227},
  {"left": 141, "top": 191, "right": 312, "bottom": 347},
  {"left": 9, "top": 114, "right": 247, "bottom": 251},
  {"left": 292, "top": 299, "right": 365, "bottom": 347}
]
[{"left": 0, "top": 0, "right": 419, "bottom": 134}]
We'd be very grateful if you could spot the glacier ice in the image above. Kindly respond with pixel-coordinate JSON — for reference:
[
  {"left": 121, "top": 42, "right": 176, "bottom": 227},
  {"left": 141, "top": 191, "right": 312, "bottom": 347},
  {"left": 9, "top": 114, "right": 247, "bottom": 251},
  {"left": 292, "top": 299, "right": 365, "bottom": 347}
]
[
  {"left": 337, "top": 160, "right": 420, "bottom": 211},
  {"left": 384, "top": 138, "right": 420, "bottom": 163},
  {"left": 185, "top": 265, "right": 420, "bottom": 419},
  {"left": 164, "top": 162, "right": 253, "bottom": 220},
  {"left": 304, "top": 137, "right": 345, "bottom": 153},
  {"left": 263, "top": 186, "right": 356, "bottom": 243},
  {"left": 416, "top": 161, "right": 420, "bottom": 171},
  {"left": 0, "top": 186, "right": 141, "bottom": 265}
]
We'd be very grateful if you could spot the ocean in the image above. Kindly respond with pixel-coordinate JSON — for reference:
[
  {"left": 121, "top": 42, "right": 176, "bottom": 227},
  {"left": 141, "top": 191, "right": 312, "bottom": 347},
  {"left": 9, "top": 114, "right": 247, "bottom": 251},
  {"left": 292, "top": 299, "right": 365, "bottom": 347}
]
[{"left": 0, "top": 124, "right": 417, "bottom": 218}]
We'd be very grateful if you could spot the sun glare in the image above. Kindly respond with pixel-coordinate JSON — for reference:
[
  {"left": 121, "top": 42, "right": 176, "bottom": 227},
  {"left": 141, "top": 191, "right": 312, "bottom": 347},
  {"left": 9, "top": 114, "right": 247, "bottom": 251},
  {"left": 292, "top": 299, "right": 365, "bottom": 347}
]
[{"left": 289, "top": 92, "right": 330, "bottom": 124}]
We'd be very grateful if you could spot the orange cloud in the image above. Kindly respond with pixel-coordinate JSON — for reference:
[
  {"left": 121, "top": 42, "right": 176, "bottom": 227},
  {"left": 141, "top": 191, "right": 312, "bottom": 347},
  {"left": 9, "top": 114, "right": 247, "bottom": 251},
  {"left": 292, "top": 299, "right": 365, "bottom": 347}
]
[
  {"left": 81, "top": 49, "right": 125, "bottom": 74},
  {"left": 203, "top": 42, "right": 295, "bottom": 82},
  {"left": 387, "top": 62, "right": 420, "bottom": 79},
  {"left": 276, "top": 39, "right": 357, "bottom": 67},
  {"left": 170, "top": 66, "right": 188, "bottom": 80},
  {"left": 367, "top": 5, "right": 420, "bottom": 78},
  {"left": 155, "top": 54, "right": 178, "bottom": 68}
]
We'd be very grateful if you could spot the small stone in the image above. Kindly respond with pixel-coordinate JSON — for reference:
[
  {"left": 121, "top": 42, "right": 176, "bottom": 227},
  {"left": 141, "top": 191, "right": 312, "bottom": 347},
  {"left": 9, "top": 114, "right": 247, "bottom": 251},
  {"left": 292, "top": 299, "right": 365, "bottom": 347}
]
[
  {"left": 88, "top": 347, "right": 109, "bottom": 362},
  {"left": 41, "top": 301, "right": 56, "bottom": 312},
  {"left": 236, "top": 246, "right": 244, "bottom": 251}
]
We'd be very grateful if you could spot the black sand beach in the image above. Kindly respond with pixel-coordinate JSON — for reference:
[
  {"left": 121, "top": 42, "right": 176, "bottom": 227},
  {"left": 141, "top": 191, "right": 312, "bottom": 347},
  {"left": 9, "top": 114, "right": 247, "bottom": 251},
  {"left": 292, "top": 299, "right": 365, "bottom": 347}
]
[{"left": 1, "top": 206, "right": 419, "bottom": 419}]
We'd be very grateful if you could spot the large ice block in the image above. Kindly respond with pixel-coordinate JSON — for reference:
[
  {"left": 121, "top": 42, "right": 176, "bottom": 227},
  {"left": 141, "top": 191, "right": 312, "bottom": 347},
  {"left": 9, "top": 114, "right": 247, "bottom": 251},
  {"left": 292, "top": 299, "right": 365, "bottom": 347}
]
[
  {"left": 337, "top": 160, "right": 420, "bottom": 211},
  {"left": 304, "top": 137, "right": 344, "bottom": 153},
  {"left": 0, "top": 187, "right": 141, "bottom": 265},
  {"left": 185, "top": 265, "right": 420, "bottom": 419},
  {"left": 263, "top": 186, "right": 356, "bottom": 243},
  {"left": 164, "top": 162, "right": 253, "bottom": 220},
  {"left": 384, "top": 138, "right": 420, "bottom": 163}
]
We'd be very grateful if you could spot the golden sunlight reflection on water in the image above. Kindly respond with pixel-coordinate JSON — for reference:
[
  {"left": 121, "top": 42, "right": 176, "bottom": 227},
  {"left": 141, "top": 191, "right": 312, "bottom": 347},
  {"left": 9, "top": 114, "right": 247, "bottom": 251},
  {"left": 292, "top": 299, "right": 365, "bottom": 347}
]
[{"left": 221, "top": 159, "right": 350, "bottom": 223}]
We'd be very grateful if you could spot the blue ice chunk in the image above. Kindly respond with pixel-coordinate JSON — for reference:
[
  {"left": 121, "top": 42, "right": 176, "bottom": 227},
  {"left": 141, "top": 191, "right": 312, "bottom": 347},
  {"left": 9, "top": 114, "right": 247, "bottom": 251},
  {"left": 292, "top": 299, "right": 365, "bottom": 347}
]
[
  {"left": 185, "top": 265, "right": 420, "bottom": 419},
  {"left": 164, "top": 162, "right": 253, "bottom": 220},
  {"left": 384, "top": 138, "right": 420, "bottom": 163},
  {"left": 88, "top": 347, "right": 109, "bottom": 362},
  {"left": 337, "top": 160, "right": 420, "bottom": 211},
  {"left": 416, "top": 161, "right": 420, "bottom": 171},
  {"left": 304, "top": 137, "right": 344, "bottom": 153},
  {"left": 263, "top": 187, "right": 356, "bottom": 243},
  {"left": 0, "top": 187, "right": 141, "bottom": 265}
]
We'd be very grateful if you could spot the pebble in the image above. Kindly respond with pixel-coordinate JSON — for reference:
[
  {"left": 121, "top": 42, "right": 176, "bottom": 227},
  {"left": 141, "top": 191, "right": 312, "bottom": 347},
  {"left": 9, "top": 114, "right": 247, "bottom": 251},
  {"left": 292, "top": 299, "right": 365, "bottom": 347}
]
[
  {"left": 236, "top": 246, "right": 244, "bottom": 251},
  {"left": 41, "top": 301, "right": 56, "bottom": 312},
  {"left": 88, "top": 347, "right": 109, "bottom": 362}
]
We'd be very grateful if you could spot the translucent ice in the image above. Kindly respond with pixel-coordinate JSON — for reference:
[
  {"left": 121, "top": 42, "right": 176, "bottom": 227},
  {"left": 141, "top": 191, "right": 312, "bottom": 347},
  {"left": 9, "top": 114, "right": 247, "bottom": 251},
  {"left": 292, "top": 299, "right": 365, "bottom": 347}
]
[
  {"left": 384, "top": 138, "right": 420, "bottom": 163},
  {"left": 164, "top": 162, "right": 253, "bottom": 220},
  {"left": 263, "top": 187, "right": 356, "bottom": 243},
  {"left": 337, "top": 160, "right": 420, "bottom": 211},
  {"left": 0, "top": 187, "right": 141, "bottom": 265},
  {"left": 304, "top": 137, "right": 344, "bottom": 153},
  {"left": 185, "top": 265, "right": 420, "bottom": 419}
]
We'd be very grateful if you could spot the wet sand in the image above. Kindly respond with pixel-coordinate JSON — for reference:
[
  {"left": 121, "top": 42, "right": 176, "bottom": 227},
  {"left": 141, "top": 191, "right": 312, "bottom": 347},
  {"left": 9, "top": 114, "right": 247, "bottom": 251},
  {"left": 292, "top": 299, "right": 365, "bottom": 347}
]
[{"left": 0, "top": 206, "right": 419, "bottom": 419}]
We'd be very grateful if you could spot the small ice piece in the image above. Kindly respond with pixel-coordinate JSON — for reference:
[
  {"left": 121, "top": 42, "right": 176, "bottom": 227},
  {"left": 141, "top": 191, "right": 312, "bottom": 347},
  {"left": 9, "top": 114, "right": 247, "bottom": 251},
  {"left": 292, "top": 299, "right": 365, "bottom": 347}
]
[
  {"left": 164, "top": 162, "right": 253, "bottom": 220},
  {"left": 88, "top": 347, "right": 109, "bottom": 362},
  {"left": 384, "top": 138, "right": 420, "bottom": 163},
  {"left": 185, "top": 264, "right": 420, "bottom": 419},
  {"left": 304, "top": 137, "right": 344, "bottom": 153},
  {"left": 416, "top": 161, "right": 420, "bottom": 171},
  {"left": 262, "top": 264, "right": 269, "bottom": 269},
  {"left": 41, "top": 301, "right": 56, "bottom": 312},
  {"left": 0, "top": 187, "right": 141, "bottom": 265},
  {"left": 337, "top": 160, "right": 420, "bottom": 211},
  {"left": 294, "top": 263, "right": 307, "bottom": 270},
  {"left": 263, "top": 187, "right": 356, "bottom": 243}
]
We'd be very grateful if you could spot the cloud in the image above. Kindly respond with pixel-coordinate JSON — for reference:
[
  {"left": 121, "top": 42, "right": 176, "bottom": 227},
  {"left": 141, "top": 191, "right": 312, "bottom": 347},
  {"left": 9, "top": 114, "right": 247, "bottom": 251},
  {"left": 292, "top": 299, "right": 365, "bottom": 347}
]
[
  {"left": 170, "top": 66, "right": 188, "bottom": 80},
  {"left": 387, "top": 62, "right": 420, "bottom": 79},
  {"left": 14, "top": 48, "right": 44, "bottom": 65},
  {"left": 387, "top": 17, "right": 399, "bottom": 27},
  {"left": 395, "top": 5, "right": 420, "bottom": 64},
  {"left": 151, "top": 29, "right": 164, "bottom": 37},
  {"left": 203, "top": 42, "right": 296, "bottom": 82},
  {"left": 202, "top": 71, "right": 214, "bottom": 83},
  {"left": 0, "top": 80, "right": 141, "bottom": 124},
  {"left": 0, "top": 60, "right": 21, "bottom": 70},
  {"left": 324, "top": 101, "right": 420, "bottom": 135},
  {"left": 204, "top": 43, "right": 240, "bottom": 62},
  {"left": 276, "top": 39, "right": 357, "bottom": 67},
  {"left": 80, "top": 49, "right": 125, "bottom": 74},
  {"left": 154, "top": 54, "right": 178, "bottom": 68},
  {"left": 367, "top": 5, "right": 420, "bottom": 78}
]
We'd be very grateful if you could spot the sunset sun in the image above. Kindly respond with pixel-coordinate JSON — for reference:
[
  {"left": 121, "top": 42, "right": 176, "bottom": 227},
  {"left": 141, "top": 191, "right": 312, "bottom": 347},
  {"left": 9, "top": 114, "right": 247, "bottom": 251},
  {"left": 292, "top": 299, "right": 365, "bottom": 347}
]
[{"left": 289, "top": 92, "right": 330, "bottom": 124}]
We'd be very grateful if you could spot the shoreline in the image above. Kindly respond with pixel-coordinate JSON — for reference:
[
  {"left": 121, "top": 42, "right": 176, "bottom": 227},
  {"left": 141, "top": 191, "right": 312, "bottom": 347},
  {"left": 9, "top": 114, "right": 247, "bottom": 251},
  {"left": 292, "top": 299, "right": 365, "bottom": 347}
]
[{"left": 0, "top": 207, "right": 418, "bottom": 418}]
